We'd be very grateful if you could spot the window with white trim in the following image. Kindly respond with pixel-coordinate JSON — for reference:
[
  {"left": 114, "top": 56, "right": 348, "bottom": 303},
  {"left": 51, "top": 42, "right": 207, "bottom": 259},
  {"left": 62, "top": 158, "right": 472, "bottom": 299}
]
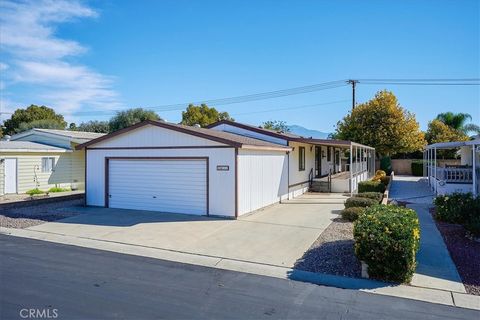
[
  {"left": 41, "top": 157, "right": 55, "bottom": 173},
  {"left": 299, "top": 147, "right": 305, "bottom": 171}
]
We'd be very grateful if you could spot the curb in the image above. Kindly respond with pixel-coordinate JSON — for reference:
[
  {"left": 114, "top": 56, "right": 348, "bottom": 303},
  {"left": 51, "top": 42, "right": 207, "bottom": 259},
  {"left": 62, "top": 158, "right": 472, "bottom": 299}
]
[{"left": 1, "top": 226, "right": 479, "bottom": 310}]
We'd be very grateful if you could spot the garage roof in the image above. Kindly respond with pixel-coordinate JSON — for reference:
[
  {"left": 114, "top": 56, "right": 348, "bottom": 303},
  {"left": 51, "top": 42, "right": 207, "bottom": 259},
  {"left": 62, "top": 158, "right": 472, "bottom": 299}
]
[
  {"left": 0, "top": 141, "right": 70, "bottom": 153},
  {"left": 76, "top": 120, "right": 292, "bottom": 151}
]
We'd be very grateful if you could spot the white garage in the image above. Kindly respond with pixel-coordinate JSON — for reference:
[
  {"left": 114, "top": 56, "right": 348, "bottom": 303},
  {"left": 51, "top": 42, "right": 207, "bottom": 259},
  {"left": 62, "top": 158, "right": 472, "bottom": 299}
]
[
  {"left": 77, "top": 120, "right": 291, "bottom": 218},
  {"left": 107, "top": 158, "right": 208, "bottom": 215}
]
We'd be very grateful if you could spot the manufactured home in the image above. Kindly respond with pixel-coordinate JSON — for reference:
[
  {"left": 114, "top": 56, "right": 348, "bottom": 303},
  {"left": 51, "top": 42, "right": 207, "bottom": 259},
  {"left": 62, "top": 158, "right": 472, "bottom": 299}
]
[
  {"left": 77, "top": 120, "right": 374, "bottom": 218},
  {"left": 0, "top": 129, "right": 104, "bottom": 195}
]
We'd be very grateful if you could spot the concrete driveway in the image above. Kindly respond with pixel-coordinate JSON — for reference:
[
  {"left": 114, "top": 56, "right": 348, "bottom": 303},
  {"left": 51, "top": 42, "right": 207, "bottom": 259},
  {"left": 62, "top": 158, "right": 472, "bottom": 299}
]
[{"left": 27, "top": 193, "right": 346, "bottom": 268}]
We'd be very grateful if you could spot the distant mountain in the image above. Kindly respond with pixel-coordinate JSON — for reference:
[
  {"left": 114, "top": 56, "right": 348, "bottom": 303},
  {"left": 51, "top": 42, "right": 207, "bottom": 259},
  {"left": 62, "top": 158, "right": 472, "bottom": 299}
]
[{"left": 287, "top": 125, "right": 330, "bottom": 139}]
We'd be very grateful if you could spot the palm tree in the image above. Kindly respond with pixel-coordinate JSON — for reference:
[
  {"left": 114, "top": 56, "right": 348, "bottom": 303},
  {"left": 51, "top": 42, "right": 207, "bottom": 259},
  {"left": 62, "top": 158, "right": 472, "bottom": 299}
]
[{"left": 436, "top": 112, "right": 480, "bottom": 135}]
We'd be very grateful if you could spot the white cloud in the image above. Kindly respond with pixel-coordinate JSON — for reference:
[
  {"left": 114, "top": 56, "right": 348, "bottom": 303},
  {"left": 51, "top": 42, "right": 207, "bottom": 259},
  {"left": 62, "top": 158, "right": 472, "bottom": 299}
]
[{"left": 0, "top": 0, "right": 122, "bottom": 120}]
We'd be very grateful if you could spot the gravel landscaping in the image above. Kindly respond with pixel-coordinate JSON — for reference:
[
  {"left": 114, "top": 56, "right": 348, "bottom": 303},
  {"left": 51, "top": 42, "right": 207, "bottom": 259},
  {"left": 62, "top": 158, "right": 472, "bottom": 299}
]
[
  {"left": 0, "top": 199, "right": 85, "bottom": 229},
  {"left": 294, "top": 217, "right": 361, "bottom": 278},
  {"left": 431, "top": 211, "right": 480, "bottom": 296}
]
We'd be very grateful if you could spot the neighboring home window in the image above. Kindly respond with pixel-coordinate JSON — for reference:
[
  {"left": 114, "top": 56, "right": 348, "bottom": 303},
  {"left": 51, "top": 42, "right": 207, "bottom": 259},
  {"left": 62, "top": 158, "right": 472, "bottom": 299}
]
[
  {"left": 41, "top": 157, "right": 55, "bottom": 173},
  {"left": 327, "top": 147, "right": 332, "bottom": 162},
  {"left": 299, "top": 147, "right": 305, "bottom": 171}
]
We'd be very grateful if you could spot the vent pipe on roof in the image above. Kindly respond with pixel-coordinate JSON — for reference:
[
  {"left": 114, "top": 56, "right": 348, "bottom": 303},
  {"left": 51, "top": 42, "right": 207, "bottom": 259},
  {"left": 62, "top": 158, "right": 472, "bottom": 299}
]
[{"left": 194, "top": 124, "right": 201, "bottom": 128}]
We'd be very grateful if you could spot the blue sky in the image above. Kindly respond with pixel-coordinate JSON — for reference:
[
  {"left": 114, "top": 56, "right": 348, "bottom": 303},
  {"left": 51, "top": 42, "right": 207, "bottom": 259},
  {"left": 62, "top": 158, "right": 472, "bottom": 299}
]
[{"left": 1, "top": 0, "right": 478, "bottom": 132}]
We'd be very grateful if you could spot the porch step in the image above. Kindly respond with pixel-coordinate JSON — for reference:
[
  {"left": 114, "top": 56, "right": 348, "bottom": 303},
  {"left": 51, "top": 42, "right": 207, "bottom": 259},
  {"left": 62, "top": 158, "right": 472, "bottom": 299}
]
[{"left": 309, "top": 181, "right": 330, "bottom": 193}]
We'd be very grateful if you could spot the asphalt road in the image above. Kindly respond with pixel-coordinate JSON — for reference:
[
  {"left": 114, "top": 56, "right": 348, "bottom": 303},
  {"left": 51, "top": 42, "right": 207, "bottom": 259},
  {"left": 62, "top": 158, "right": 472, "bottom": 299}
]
[{"left": 0, "top": 235, "right": 477, "bottom": 320}]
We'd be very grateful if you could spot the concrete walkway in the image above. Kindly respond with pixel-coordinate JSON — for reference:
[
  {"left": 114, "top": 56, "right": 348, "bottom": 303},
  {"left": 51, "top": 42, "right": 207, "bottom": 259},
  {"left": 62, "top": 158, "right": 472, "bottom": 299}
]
[{"left": 389, "top": 175, "right": 466, "bottom": 293}]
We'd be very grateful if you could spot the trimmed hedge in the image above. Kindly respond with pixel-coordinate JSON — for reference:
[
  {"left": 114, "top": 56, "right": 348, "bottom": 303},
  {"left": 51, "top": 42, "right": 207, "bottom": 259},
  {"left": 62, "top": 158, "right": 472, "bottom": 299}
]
[
  {"left": 380, "top": 176, "right": 390, "bottom": 186},
  {"left": 48, "top": 187, "right": 69, "bottom": 193},
  {"left": 434, "top": 192, "right": 480, "bottom": 236},
  {"left": 345, "top": 197, "right": 379, "bottom": 208},
  {"left": 354, "top": 192, "right": 383, "bottom": 203},
  {"left": 375, "top": 170, "right": 386, "bottom": 177},
  {"left": 358, "top": 180, "right": 386, "bottom": 193},
  {"left": 341, "top": 207, "right": 365, "bottom": 221},
  {"left": 354, "top": 205, "right": 420, "bottom": 283},
  {"left": 411, "top": 161, "right": 424, "bottom": 176},
  {"left": 26, "top": 188, "right": 44, "bottom": 196}
]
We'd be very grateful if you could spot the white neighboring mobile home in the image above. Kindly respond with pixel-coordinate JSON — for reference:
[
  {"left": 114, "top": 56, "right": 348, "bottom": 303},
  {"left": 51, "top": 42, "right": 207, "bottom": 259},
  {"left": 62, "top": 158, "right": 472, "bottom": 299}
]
[
  {"left": 0, "top": 129, "right": 104, "bottom": 195},
  {"left": 78, "top": 120, "right": 374, "bottom": 218},
  {"left": 424, "top": 137, "right": 480, "bottom": 196}
]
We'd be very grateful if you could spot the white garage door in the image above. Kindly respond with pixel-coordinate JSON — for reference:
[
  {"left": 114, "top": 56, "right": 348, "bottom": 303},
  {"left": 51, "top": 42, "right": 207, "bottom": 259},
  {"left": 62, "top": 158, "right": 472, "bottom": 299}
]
[{"left": 108, "top": 159, "right": 207, "bottom": 215}]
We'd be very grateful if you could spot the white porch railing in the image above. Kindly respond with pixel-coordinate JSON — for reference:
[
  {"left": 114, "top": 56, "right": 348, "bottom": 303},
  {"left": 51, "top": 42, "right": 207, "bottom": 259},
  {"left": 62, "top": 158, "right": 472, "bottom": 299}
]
[{"left": 430, "top": 166, "right": 473, "bottom": 183}]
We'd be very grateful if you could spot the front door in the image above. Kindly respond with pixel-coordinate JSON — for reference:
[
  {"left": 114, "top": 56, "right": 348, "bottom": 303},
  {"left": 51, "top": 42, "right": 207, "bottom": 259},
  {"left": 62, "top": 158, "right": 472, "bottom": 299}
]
[
  {"left": 315, "top": 146, "right": 321, "bottom": 178},
  {"left": 4, "top": 158, "right": 17, "bottom": 194}
]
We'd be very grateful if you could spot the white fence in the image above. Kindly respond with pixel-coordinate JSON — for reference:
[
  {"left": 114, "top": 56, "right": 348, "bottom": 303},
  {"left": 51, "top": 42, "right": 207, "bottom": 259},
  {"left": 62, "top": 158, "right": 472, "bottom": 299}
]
[{"left": 428, "top": 166, "right": 473, "bottom": 183}]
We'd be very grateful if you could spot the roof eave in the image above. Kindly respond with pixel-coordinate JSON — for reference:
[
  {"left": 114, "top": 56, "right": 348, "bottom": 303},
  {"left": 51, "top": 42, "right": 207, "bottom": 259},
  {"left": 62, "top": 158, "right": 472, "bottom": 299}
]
[{"left": 240, "top": 144, "right": 292, "bottom": 152}]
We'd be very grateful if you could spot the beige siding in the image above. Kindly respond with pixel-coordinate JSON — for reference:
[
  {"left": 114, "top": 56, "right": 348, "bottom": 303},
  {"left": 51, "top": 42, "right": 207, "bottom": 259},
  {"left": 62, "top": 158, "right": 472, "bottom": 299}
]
[
  {"left": 0, "top": 160, "right": 4, "bottom": 195},
  {"left": 6, "top": 150, "right": 85, "bottom": 194}
]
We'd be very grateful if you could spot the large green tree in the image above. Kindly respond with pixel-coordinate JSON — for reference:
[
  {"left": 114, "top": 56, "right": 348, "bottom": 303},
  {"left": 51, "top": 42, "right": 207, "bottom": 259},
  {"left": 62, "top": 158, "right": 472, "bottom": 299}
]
[
  {"left": 335, "top": 90, "right": 426, "bottom": 156},
  {"left": 180, "top": 104, "right": 233, "bottom": 127},
  {"left": 74, "top": 120, "right": 110, "bottom": 133},
  {"left": 262, "top": 120, "right": 290, "bottom": 132},
  {"left": 435, "top": 112, "right": 480, "bottom": 135},
  {"left": 109, "top": 108, "right": 161, "bottom": 132},
  {"left": 3, "top": 105, "right": 67, "bottom": 135}
]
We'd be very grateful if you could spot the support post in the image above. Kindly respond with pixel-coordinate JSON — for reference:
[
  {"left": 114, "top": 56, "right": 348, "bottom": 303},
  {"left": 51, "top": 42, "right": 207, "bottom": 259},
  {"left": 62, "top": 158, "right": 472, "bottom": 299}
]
[
  {"left": 350, "top": 144, "right": 353, "bottom": 195},
  {"left": 434, "top": 147, "right": 437, "bottom": 194},
  {"left": 473, "top": 144, "right": 477, "bottom": 196}
]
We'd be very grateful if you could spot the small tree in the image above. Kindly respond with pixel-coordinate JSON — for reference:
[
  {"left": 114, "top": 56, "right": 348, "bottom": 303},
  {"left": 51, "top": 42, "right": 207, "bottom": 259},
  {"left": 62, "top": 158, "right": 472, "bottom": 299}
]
[
  {"left": 335, "top": 90, "right": 425, "bottom": 157},
  {"left": 109, "top": 108, "right": 161, "bottom": 132},
  {"left": 75, "top": 120, "right": 110, "bottom": 133},
  {"left": 180, "top": 104, "right": 233, "bottom": 127},
  {"left": 425, "top": 119, "right": 469, "bottom": 144},
  {"left": 3, "top": 105, "right": 66, "bottom": 135},
  {"left": 262, "top": 120, "right": 290, "bottom": 133}
]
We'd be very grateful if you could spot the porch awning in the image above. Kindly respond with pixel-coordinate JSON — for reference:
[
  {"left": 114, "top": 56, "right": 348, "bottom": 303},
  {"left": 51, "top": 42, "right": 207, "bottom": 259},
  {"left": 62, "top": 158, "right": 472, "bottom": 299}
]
[
  {"left": 291, "top": 138, "right": 375, "bottom": 150},
  {"left": 426, "top": 138, "right": 480, "bottom": 150}
]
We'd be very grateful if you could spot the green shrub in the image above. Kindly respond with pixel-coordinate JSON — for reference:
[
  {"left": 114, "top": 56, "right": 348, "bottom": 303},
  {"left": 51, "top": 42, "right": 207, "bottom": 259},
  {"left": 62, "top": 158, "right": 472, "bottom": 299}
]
[
  {"left": 434, "top": 193, "right": 477, "bottom": 224},
  {"left": 380, "top": 156, "right": 392, "bottom": 175},
  {"left": 411, "top": 161, "right": 424, "bottom": 176},
  {"left": 465, "top": 215, "right": 480, "bottom": 236},
  {"left": 48, "top": 187, "right": 69, "bottom": 193},
  {"left": 26, "top": 188, "right": 44, "bottom": 196},
  {"left": 345, "top": 197, "right": 379, "bottom": 208},
  {"left": 358, "top": 180, "right": 386, "bottom": 193},
  {"left": 375, "top": 170, "right": 386, "bottom": 177},
  {"left": 434, "top": 193, "right": 480, "bottom": 236},
  {"left": 341, "top": 207, "right": 365, "bottom": 221},
  {"left": 380, "top": 176, "right": 390, "bottom": 186},
  {"left": 354, "top": 205, "right": 420, "bottom": 283},
  {"left": 354, "top": 192, "right": 383, "bottom": 202}
]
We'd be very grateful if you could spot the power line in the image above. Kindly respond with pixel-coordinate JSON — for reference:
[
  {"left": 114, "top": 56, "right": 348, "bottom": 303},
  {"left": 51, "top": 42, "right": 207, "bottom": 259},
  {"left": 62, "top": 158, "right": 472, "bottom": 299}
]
[
  {"left": 231, "top": 99, "right": 350, "bottom": 116},
  {"left": 72, "top": 80, "right": 349, "bottom": 116},
  {"left": 67, "top": 78, "right": 480, "bottom": 117}
]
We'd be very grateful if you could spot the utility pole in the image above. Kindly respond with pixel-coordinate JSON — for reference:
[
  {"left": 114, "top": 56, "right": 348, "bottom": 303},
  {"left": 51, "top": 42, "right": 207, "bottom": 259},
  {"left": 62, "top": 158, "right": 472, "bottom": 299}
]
[{"left": 347, "top": 79, "right": 359, "bottom": 110}]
